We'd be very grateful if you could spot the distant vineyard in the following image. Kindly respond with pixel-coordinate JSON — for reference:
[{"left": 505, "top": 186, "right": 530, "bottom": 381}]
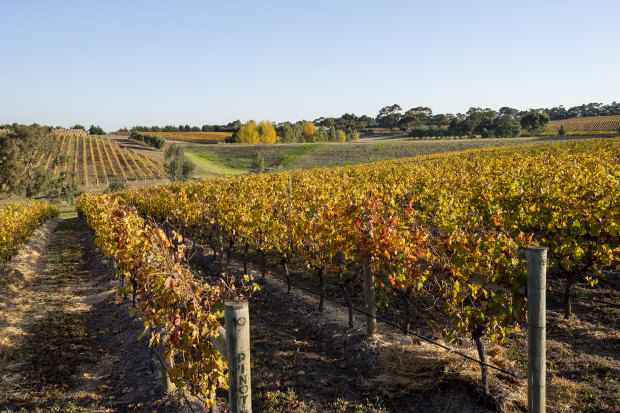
[
  {"left": 39, "top": 129, "right": 168, "bottom": 186},
  {"left": 115, "top": 131, "right": 232, "bottom": 142},
  {"left": 544, "top": 115, "right": 620, "bottom": 134}
]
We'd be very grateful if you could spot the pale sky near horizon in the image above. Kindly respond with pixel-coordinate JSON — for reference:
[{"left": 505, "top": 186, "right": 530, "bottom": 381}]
[{"left": 1, "top": 0, "right": 619, "bottom": 131}]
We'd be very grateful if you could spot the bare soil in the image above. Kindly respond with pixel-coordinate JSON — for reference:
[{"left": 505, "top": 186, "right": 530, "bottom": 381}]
[{"left": 0, "top": 218, "right": 186, "bottom": 412}]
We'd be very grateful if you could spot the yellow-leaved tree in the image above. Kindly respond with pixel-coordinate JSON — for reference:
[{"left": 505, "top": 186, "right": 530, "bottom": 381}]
[
  {"left": 237, "top": 121, "right": 260, "bottom": 144},
  {"left": 258, "top": 121, "right": 277, "bottom": 144},
  {"left": 302, "top": 121, "right": 318, "bottom": 143},
  {"left": 237, "top": 120, "right": 278, "bottom": 144},
  {"left": 338, "top": 130, "right": 347, "bottom": 142}
]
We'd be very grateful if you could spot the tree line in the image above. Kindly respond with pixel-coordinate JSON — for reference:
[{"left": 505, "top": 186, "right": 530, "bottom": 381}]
[
  {"left": 117, "top": 121, "right": 241, "bottom": 134},
  {"left": 230, "top": 108, "right": 545, "bottom": 143},
  {"left": 110, "top": 100, "right": 618, "bottom": 144},
  {"left": 0, "top": 123, "right": 106, "bottom": 135}
]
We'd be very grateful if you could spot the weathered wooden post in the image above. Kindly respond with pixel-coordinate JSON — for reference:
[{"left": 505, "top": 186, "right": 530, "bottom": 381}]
[
  {"left": 363, "top": 257, "right": 377, "bottom": 335},
  {"left": 155, "top": 325, "right": 176, "bottom": 393},
  {"left": 526, "top": 246, "right": 547, "bottom": 413},
  {"left": 225, "top": 300, "right": 252, "bottom": 413},
  {"left": 215, "top": 222, "right": 224, "bottom": 263}
]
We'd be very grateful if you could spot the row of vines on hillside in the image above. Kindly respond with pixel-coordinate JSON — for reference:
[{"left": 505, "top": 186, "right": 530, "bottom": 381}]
[
  {"left": 0, "top": 200, "right": 58, "bottom": 263},
  {"left": 76, "top": 194, "right": 232, "bottom": 409},
  {"left": 116, "top": 139, "right": 620, "bottom": 390}
]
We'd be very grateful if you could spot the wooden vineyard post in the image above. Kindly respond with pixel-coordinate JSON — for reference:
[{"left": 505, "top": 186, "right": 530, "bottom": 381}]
[
  {"left": 225, "top": 300, "right": 252, "bottom": 413},
  {"left": 526, "top": 246, "right": 547, "bottom": 413},
  {"left": 216, "top": 222, "right": 224, "bottom": 264},
  {"left": 363, "top": 256, "right": 377, "bottom": 335},
  {"left": 155, "top": 325, "right": 176, "bottom": 393}
]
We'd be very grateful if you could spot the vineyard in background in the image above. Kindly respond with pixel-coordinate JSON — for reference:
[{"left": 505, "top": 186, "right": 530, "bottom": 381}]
[
  {"left": 544, "top": 114, "right": 620, "bottom": 135},
  {"left": 41, "top": 129, "right": 167, "bottom": 185},
  {"left": 113, "top": 130, "right": 232, "bottom": 143}
]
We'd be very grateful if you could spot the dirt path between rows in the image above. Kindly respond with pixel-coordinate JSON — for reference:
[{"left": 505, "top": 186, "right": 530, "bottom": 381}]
[{"left": 0, "top": 218, "right": 187, "bottom": 412}]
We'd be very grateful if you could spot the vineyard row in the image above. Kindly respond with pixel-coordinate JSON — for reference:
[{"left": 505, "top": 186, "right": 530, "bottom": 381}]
[
  {"left": 75, "top": 194, "right": 228, "bottom": 409},
  {"left": 0, "top": 200, "right": 58, "bottom": 263}
]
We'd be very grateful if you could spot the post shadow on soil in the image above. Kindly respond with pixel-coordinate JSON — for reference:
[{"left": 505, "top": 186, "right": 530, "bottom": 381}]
[{"left": 545, "top": 290, "right": 619, "bottom": 361}]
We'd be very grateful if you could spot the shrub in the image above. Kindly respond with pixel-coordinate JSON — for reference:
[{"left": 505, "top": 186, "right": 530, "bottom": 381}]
[
  {"left": 129, "top": 131, "right": 166, "bottom": 149},
  {"left": 559, "top": 125, "right": 567, "bottom": 136}
]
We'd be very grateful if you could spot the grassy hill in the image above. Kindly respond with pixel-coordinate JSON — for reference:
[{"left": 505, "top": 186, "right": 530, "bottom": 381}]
[{"left": 180, "top": 135, "right": 604, "bottom": 178}]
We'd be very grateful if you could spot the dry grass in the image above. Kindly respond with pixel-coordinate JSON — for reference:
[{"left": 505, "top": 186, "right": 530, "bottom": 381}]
[{"left": 369, "top": 341, "right": 527, "bottom": 413}]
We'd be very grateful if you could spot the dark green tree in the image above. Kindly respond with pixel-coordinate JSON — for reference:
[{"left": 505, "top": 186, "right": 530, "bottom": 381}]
[
  {"left": 88, "top": 125, "right": 105, "bottom": 135},
  {"left": 280, "top": 123, "right": 293, "bottom": 143},
  {"left": 252, "top": 151, "right": 265, "bottom": 173},
  {"left": 291, "top": 122, "right": 303, "bottom": 142},
  {"left": 357, "top": 115, "right": 376, "bottom": 131},
  {"left": 520, "top": 112, "right": 550, "bottom": 135},
  {"left": 558, "top": 125, "right": 567, "bottom": 136},
  {"left": 376, "top": 104, "right": 402, "bottom": 132},
  {"left": 492, "top": 115, "right": 522, "bottom": 138},
  {"left": 164, "top": 144, "right": 195, "bottom": 182},
  {"left": 498, "top": 106, "right": 519, "bottom": 117},
  {"left": 317, "top": 126, "right": 328, "bottom": 142},
  {"left": 328, "top": 125, "right": 338, "bottom": 142},
  {"left": 399, "top": 106, "right": 432, "bottom": 131},
  {"left": 462, "top": 108, "right": 497, "bottom": 137},
  {"left": 430, "top": 114, "right": 450, "bottom": 127}
]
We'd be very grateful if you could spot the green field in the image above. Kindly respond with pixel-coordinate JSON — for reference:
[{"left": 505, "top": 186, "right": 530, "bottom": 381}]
[{"left": 183, "top": 134, "right": 603, "bottom": 177}]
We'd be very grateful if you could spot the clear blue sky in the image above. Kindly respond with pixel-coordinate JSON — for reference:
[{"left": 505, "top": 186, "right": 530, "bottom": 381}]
[{"left": 1, "top": 0, "right": 619, "bottom": 131}]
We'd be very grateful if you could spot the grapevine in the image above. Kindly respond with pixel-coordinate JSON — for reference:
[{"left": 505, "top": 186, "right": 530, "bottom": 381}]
[
  {"left": 76, "top": 194, "right": 228, "bottom": 409},
  {"left": 114, "top": 141, "right": 136, "bottom": 180},
  {"left": 94, "top": 135, "right": 109, "bottom": 184},
  {"left": 101, "top": 136, "right": 118, "bottom": 178},
  {"left": 0, "top": 200, "right": 58, "bottom": 263},
  {"left": 88, "top": 134, "right": 99, "bottom": 185},
  {"left": 82, "top": 133, "right": 88, "bottom": 185}
]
